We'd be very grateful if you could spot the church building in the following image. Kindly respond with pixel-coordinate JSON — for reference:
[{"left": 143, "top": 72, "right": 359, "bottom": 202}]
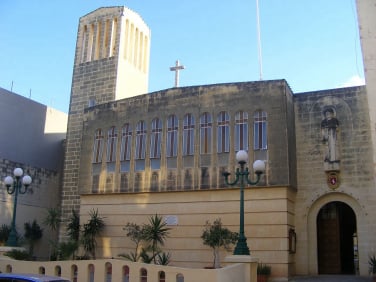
[{"left": 59, "top": 2, "right": 376, "bottom": 279}]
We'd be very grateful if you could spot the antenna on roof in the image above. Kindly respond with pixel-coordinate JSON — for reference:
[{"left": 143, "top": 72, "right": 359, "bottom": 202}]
[
  {"left": 256, "top": 0, "right": 263, "bottom": 80},
  {"left": 11, "top": 81, "right": 13, "bottom": 92}
]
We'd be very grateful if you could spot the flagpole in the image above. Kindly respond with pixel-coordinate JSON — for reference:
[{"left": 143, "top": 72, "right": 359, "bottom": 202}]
[{"left": 256, "top": 0, "right": 263, "bottom": 80}]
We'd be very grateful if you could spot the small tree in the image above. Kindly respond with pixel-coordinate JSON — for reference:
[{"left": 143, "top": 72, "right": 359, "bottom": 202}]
[
  {"left": 119, "top": 222, "right": 145, "bottom": 261},
  {"left": 201, "top": 218, "right": 238, "bottom": 268},
  {"left": 24, "top": 220, "right": 43, "bottom": 258}
]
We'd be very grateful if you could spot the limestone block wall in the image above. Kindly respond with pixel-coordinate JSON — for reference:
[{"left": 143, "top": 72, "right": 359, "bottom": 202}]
[
  {"left": 0, "top": 158, "right": 62, "bottom": 259},
  {"left": 78, "top": 80, "right": 296, "bottom": 195},
  {"left": 294, "top": 86, "right": 376, "bottom": 275},
  {"left": 79, "top": 186, "right": 295, "bottom": 279}
]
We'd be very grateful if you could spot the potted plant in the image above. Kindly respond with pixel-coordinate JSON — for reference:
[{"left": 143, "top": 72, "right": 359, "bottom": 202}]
[
  {"left": 201, "top": 218, "right": 238, "bottom": 269},
  {"left": 257, "top": 263, "right": 271, "bottom": 282},
  {"left": 369, "top": 254, "right": 376, "bottom": 282}
]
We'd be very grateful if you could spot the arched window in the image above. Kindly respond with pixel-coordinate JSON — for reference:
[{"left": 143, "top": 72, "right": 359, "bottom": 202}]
[
  {"left": 158, "top": 271, "right": 166, "bottom": 282},
  {"left": 217, "top": 111, "right": 230, "bottom": 153},
  {"left": 150, "top": 118, "right": 162, "bottom": 158},
  {"left": 253, "top": 111, "right": 267, "bottom": 150},
  {"left": 93, "top": 129, "right": 104, "bottom": 163},
  {"left": 183, "top": 113, "right": 195, "bottom": 156},
  {"left": 140, "top": 268, "right": 147, "bottom": 282},
  {"left": 123, "top": 265, "right": 130, "bottom": 282},
  {"left": 135, "top": 121, "right": 147, "bottom": 159},
  {"left": 105, "top": 262, "right": 112, "bottom": 282},
  {"left": 39, "top": 267, "right": 45, "bottom": 274},
  {"left": 167, "top": 115, "right": 178, "bottom": 157},
  {"left": 88, "top": 264, "right": 95, "bottom": 282},
  {"left": 55, "top": 266, "right": 61, "bottom": 277},
  {"left": 71, "top": 265, "right": 78, "bottom": 282},
  {"left": 235, "top": 111, "right": 248, "bottom": 151},
  {"left": 107, "top": 126, "right": 118, "bottom": 162},
  {"left": 200, "top": 112, "right": 212, "bottom": 154},
  {"left": 120, "top": 123, "right": 132, "bottom": 161},
  {"left": 176, "top": 273, "right": 184, "bottom": 282}
]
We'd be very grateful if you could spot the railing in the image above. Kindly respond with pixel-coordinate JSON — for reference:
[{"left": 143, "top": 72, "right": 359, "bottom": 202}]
[{"left": 0, "top": 257, "right": 257, "bottom": 282}]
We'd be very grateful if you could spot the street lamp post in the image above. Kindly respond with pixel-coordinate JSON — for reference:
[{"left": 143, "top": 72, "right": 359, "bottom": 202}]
[
  {"left": 223, "top": 150, "right": 265, "bottom": 255},
  {"left": 3, "top": 168, "right": 32, "bottom": 247}
]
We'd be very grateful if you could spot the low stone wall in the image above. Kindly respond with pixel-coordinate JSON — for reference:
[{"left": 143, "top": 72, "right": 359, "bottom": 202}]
[{"left": 0, "top": 256, "right": 257, "bottom": 282}]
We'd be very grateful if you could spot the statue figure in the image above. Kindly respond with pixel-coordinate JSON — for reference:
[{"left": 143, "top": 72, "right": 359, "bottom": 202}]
[{"left": 321, "top": 108, "right": 340, "bottom": 170}]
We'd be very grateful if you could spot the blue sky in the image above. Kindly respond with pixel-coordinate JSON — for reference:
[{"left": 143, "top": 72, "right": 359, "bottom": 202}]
[{"left": 0, "top": 0, "right": 364, "bottom": 113}]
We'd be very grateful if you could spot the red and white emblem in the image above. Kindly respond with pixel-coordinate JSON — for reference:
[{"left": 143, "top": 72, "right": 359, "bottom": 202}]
[{"left": 326, "top": 171, "right": 340, "bottom": 189}]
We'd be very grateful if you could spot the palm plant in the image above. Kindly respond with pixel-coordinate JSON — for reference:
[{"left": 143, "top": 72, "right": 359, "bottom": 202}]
[
  {"left": 156, "top": 252, "right": 171, "bottom": 265},
  {"left": 43, "top": 207, "right": 61, "bottom": 260},
  {"left": 82, "top": 209, "right": 105, "bottom": 259},
  {"left": 43, "top": 207, "right": 61, "bottom": 232},
  {"left": 24, "top": 220, "right": 43, "bottom": 258},
  {"left": 142, "top": 214, "right": 171, "bottom": 263},
  {"left": 66, "top": 209, "right": 80, "bottom": 241},
  {"left": 59, "top": 209, "right": 81, "bottom": 260},
  {"left": 0, "top": 224, "right": 11, "bottom": 245}
]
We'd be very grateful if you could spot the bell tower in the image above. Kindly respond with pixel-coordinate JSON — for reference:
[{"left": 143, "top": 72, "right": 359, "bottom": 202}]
[{"left": 60, "top": 6, "right": 150, "bottom": 239}]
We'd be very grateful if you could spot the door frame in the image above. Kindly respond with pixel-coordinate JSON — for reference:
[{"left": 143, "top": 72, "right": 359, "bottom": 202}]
[{"left": 306, "top": 192, "right": 365, "bottom": 275}]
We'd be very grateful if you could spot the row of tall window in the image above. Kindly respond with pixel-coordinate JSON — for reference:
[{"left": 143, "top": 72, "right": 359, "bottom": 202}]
[{"left": 92, "top": 111, "right": 267, "bottom": 164}]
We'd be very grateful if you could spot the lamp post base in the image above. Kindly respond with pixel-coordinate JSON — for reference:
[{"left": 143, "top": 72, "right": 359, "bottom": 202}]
[
  {"left": 6, "top": 229, "right": 18, "bottom": 247},
  {"left": 233, "top": 236, "right": 250, "bottom": 255}
]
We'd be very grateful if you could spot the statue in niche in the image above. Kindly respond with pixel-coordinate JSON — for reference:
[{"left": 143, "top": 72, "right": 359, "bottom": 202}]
[{"left": 321, "top": 108, "right": 340, "bottom": 171}]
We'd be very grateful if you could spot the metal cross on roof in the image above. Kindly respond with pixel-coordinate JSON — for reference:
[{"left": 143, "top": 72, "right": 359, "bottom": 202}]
[{"left": 169, "top": 60, "right": 185, "bottom": 87}]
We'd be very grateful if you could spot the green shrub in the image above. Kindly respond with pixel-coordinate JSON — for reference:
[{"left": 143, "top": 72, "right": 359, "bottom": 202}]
[
  {"left": 257, "top": 263, "right": 271, "bottom": 275},
  {"left": 4, "top": 249, "right": 30, "bottom": 260}
]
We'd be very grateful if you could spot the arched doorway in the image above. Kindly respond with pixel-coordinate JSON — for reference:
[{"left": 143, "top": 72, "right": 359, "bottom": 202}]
[{"left": 317, "top": 201, "right": 357, "bottom": 274}]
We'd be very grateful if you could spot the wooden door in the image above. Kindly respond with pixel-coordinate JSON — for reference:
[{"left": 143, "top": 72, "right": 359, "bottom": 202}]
[{"left": 317, "top": 203, "right": 341, "bottom": 274}]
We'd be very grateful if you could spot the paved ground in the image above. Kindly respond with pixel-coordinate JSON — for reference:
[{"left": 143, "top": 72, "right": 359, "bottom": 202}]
[{"left": 289, "top": 275, "right": 372, "bottom": 282}]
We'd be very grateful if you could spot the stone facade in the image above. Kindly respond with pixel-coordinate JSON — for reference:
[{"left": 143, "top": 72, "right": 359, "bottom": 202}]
[
  {"left": 79, "top": 80, "right": 296, "bottom": 194},
  {"left": 60, "top": 6, "right": 150, "bottom": 239},
  {"left": 294, "top": 86, "right": 375, "bottom": 275},
  {"left": 57, "top": 4, "right": 376, "bottom": 280}
]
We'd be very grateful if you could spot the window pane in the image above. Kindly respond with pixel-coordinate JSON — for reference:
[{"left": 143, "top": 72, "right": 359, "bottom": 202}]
[
  {"left": 183, "top": 113, "right": 195, "bottom": 155},
  {"left": 167, "top": 115, "right": 178, "bottom": 157},
  {"left": 253, "top": 111, "right": 267, "bottom": 150},
  {"left": 93, "top": 129, "right": 104, "bottom": 163},
  {"left": 235, "top": 111, "right": 248, "bottom": 151},
  {"left": 200, "top": 112, "right": 212, "bottom": 154},
  {"left": 217, "top": 111, "right": 229, "bottom": 153},
  {"left": 120, "top": 124, "right": 132, "bottom": 161},
  {"left": 150, "top": 118, "right": 162, "bottom": 158},
  {"left": 106, "top": 126, "right": 118, "bottom": 162},
  {"left": 135, "top": 121, "right": 146, "bottom": 159}
]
